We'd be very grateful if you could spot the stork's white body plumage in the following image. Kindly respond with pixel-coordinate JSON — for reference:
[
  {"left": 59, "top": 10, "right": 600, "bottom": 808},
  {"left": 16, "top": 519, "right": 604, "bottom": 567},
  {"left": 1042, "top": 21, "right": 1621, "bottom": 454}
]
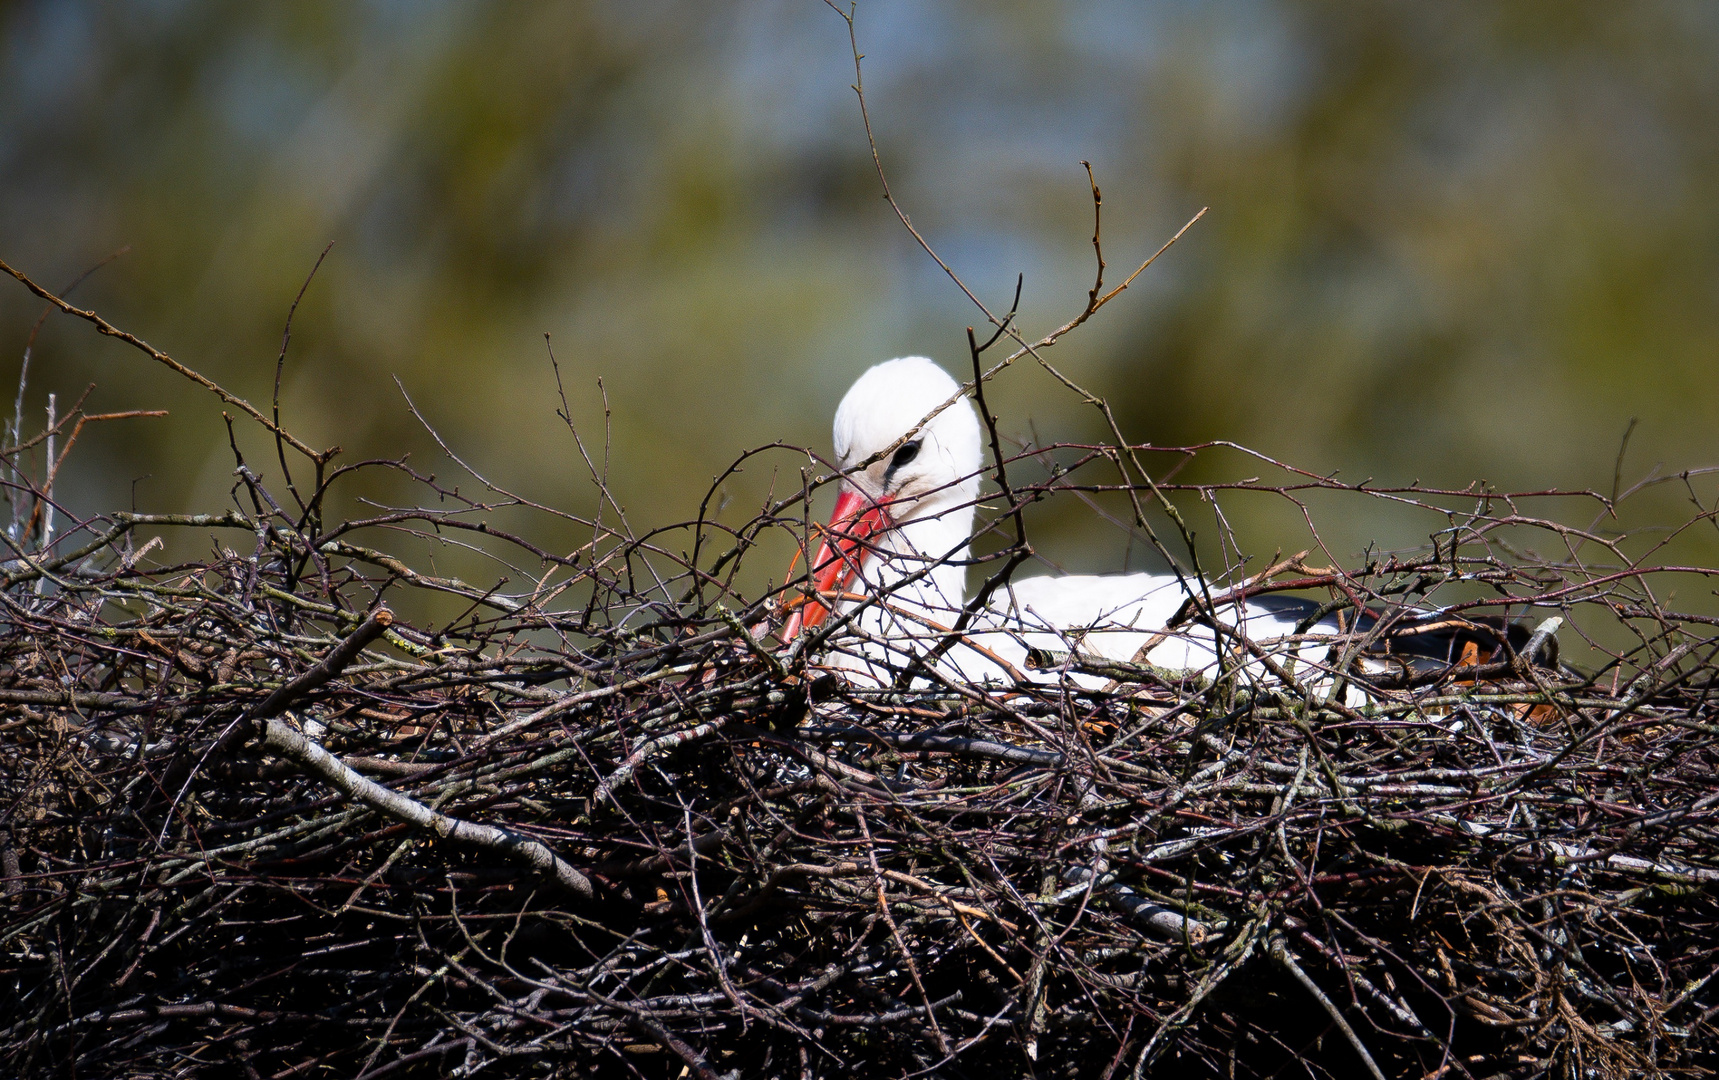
[{"left": 783, "top": 357, "right": 1324, "bottom": 689}]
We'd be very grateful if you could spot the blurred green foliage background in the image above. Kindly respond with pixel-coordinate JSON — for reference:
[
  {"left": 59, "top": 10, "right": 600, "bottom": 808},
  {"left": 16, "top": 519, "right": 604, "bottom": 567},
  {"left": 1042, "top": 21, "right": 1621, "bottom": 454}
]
[{"left": 2, "top": 0, "right": 1717, "bottom": 611}]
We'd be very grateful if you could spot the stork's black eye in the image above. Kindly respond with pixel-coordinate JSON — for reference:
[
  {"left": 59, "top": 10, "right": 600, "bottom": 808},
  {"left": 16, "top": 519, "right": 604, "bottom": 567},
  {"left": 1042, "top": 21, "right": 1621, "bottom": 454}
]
[{"left": 889, "top": 440, "right": 921, "bottom": 470}]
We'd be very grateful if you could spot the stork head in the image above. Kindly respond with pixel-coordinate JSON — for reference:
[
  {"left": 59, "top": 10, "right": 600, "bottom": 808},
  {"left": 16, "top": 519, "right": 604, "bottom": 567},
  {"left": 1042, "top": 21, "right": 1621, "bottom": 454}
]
[
  {"left": 782, "top": 356, "right": 983, "bottom": 638},
  {"left": 832, "top": 356, "right": 983, "bottom": 522}
]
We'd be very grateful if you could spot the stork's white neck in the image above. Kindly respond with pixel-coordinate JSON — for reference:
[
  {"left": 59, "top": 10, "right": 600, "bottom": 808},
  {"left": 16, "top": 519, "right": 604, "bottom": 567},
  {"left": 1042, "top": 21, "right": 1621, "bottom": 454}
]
[{"left": 853, "top": 500, "right": 975, "bottom": 630}]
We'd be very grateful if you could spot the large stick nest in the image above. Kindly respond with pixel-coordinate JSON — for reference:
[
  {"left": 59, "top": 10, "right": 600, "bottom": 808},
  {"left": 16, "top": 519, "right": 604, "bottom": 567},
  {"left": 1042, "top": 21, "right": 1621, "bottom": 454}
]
[{"left": 1, "top": 271, "right": 1716, "bottom": 1080}]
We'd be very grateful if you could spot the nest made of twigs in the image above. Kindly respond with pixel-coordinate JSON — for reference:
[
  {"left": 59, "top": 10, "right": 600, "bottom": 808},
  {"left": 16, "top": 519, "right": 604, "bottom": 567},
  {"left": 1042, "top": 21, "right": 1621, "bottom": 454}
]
[{"left": 2, "top": 466, "right": 1716, "bottom": 1080}]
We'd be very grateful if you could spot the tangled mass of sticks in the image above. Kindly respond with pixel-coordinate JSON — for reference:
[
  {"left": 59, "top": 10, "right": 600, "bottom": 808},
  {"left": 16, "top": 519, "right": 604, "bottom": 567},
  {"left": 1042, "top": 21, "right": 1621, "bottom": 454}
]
[{"left": 1, "top": 242, "right": 1716, "bottom": 1080}]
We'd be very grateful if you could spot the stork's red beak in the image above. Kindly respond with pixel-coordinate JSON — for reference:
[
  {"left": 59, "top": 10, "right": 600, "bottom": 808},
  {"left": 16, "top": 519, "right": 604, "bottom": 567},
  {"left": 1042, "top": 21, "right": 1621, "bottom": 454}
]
[{"left": 780, "top": 487, "right": 889, "bottom": 639}]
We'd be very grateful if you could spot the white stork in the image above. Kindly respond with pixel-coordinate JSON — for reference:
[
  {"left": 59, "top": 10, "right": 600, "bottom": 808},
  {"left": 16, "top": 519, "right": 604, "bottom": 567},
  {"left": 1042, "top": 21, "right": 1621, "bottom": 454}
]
[{"left": 779, "top": 356, "right": 1539, "bottom": 692}]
